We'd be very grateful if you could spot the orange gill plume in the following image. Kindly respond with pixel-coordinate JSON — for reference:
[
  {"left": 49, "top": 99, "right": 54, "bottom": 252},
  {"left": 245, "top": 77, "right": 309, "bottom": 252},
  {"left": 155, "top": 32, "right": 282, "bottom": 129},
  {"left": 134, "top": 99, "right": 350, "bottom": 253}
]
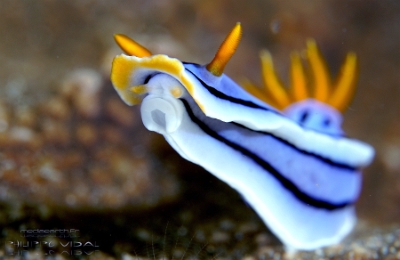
[{"left": 242, "top": 39, "right": 359, "bottom": 113}]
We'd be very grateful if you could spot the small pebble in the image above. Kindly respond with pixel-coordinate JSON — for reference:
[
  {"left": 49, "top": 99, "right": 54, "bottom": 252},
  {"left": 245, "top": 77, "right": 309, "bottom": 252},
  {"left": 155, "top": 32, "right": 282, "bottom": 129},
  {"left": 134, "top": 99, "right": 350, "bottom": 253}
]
[{"left": 210, "top": 231, "right": 230, "bottom": 244}]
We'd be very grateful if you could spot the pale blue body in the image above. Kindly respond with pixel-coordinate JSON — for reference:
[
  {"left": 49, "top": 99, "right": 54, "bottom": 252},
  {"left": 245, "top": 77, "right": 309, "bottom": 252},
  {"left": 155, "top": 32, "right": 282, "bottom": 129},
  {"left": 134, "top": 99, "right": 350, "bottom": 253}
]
[{"left": 112, "top": 54, "right": 374, "bottom": 250}]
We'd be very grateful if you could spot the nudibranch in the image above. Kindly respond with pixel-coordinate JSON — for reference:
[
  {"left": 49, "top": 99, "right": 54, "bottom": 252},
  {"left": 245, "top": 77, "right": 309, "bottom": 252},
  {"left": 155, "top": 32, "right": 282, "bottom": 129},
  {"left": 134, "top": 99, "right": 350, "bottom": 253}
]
[
  {"left": 110, "top": 23, "right": 374, "bottom": 250},
  {"left": 242, "top": 40, "right": 359, "bottom": 136}
]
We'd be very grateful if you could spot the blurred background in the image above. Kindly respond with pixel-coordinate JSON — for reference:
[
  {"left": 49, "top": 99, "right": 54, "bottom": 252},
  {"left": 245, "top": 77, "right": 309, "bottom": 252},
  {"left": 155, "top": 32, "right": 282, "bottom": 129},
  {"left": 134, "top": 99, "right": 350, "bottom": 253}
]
[{"left": 0, "top": 0, "right": 400, "bottom": 259}]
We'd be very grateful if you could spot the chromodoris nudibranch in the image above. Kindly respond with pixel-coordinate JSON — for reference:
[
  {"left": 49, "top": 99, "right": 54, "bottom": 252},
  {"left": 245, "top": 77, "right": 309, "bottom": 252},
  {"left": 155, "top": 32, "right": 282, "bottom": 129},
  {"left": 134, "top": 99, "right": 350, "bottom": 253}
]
[{"left": 110, "top": 23, "right": 374, "bottom": 250}]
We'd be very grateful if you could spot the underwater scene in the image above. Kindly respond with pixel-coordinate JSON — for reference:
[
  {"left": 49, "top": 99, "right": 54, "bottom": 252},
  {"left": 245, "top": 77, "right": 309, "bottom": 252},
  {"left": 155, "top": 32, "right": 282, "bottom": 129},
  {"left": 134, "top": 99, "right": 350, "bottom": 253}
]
[{"left": 0, "top": 1, "right": 400, "bottom": 259}]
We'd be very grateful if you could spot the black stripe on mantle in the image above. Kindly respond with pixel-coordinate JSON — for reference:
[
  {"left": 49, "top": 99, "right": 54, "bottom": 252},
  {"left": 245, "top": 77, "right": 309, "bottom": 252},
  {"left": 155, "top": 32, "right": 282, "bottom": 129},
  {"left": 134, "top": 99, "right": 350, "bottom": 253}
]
[
  {"left": 183, "top": 66, "right": 355, "bottom": 171},
  {"left": 180, "top": 98, "right": 354, "bottom": 210},
  {"left": 185, "top": 68, "right": 273, "bottom": 111}
]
